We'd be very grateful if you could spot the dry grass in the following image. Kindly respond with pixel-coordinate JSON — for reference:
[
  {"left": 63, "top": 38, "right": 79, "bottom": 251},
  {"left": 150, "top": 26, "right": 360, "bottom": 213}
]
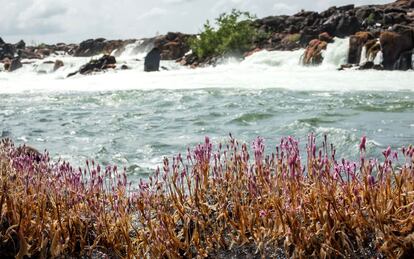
[{"left": 1, "top": 134, "right": 414, "bottom": 258}]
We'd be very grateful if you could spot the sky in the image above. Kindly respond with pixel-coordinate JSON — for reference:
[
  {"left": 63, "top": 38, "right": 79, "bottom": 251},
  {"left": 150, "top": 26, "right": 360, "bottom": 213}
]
[{"left": 0, "top": 0, "right": 392, "bottom": 44}]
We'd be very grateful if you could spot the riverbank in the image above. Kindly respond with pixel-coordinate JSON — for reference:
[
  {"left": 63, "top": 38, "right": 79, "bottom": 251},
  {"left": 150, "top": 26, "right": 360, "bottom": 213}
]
[{"left": 1, "top": 135, "right": 413, "bottom": 257}]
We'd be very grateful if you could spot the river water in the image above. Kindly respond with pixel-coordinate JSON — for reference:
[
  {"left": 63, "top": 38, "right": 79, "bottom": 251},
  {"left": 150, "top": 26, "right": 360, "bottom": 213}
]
[{"left": 1, "top": 38, "right": 413, "bottom": 179}]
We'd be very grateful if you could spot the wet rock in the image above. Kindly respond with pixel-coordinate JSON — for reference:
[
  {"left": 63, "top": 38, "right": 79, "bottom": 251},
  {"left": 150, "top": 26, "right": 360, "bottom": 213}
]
[
  {"left": 154, "top": 32, "right": 191, "bottom": 60},
  {"left": 144, "top": 47, "right": 161, "bottom": 72},
  {"left": 0, "top": 37, "right": 4, "bottom": 45},
  {"left": 347, "top": 31, "right": 375, "bottom": 64},
  {"left": 8, "top": 58, "right": 22, "bottom": 72},
  {"left": 53, "top": 60, "right": 64, "bottom": 71},
  {"left": 67, "top": 55, "right": 116, "bottom": 77},
  {"left": 74, "top": 38, "right": 106, "bottom": 57},
  {"left": 380, "top": 29, "right": 414, "bottom": 70},
  {"left": 302, "top": 39, "right": 328, "bottom": 65},
  {"left": 393, "top": 49, "right": 413, "bottom": 70},
  {"left": 359, "top": 61, "right": 375, "bottom": 70},
  {"left": 121, "top": 64, "right": 129, "bottom": 70}
]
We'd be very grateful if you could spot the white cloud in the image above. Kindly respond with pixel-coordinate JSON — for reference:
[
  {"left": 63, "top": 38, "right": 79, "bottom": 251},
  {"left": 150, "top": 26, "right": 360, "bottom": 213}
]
[{"left": 0, "top": 0, "right": 394, "bottom": 44}]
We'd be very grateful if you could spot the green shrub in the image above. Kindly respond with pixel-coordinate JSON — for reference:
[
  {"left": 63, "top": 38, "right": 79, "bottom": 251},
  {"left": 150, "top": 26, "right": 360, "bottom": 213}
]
[{"left": 189, "top": 10, "right": 258, "bottom": 59}]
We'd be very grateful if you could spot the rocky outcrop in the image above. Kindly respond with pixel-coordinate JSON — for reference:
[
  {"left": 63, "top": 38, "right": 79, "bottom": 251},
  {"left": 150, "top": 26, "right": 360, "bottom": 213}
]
[
  {"left": 302, "top": 38, "right": 328, "bottom": 65},
  {"left": 347, "top": 31, "right": 375, "bottom": 64},
  {"left": 144, "top": 48, "right": 161, "bottom": 72},
  {"left": 0, "top": 40, "right": 16, "bottom": 60},
  {"left": 67, "top": 55, "right": 116, "bottom": 77},
  {"left": 380, "top": 27, "right": 414, "bottom": 70},
  {"left": 74, "top": 38, "right": 135, "bottom": 57}
]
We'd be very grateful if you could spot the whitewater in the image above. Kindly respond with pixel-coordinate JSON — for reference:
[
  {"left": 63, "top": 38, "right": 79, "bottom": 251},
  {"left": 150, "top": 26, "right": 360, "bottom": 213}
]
[
  {"left": 1, "top": 38, "right": 414, "bottom": 179},
  {"left": 1, "top": 38, "right": 413, "bottom": 94}
]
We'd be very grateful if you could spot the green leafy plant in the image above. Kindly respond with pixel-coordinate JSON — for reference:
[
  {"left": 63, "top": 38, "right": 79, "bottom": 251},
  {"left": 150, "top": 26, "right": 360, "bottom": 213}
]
[{"left": 188, "top": 10, "right": 258, "bottom": 59}]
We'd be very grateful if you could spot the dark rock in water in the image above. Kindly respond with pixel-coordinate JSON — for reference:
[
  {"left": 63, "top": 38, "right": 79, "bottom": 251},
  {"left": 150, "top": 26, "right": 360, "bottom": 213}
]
[
  {"left": 0, "top": 37, "right": 4, "bottom": 45},
  {"left": 74, "top": 38, "right": 106, "bottom": 57},
  {"left": 393, "top": 50, "right": 413, "bottom": 70},
  {"left": 15, "top": 40, "right": 25, "bottom": 50},
  {"left": 0, "top": 43, "right": 16, "bottom": 60},
  {"left": 144, "top": 48, "right": 161, "bottom": 72},
  {"left": 359, "top": 61, "right": 375, "bottom": 70},
  {"left": 120, "top": 64, "right": 129, "bottom": 70},
  {"left": 67, "top": 55, "right": 116, "bottom": 77},
  {"left": 8, "top": 58, "right": 22, "bottom": 72},
  {"left": 380, "top": 29, "right": 414, "bottom": 70},
  {"left": 302, "top": 39, "right": 327, "bottom": 65},
  {"left": 53, "top": 60, "right": 64, "bottom": 71},
  {"left": 347, "top": 31, "right": 375, "bottom": 64}
]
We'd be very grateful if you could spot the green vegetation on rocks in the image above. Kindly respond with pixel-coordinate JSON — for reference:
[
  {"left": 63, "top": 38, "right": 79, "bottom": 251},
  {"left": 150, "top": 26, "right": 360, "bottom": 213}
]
[{"left": 188, "top": 10, "right": 258, "bottom": 59}]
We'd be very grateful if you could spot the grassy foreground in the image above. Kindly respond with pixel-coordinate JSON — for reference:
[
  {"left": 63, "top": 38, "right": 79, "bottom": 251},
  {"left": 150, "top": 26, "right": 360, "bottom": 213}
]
[{"left": 1, "top": 135, "right": 414, "bottom": 258}]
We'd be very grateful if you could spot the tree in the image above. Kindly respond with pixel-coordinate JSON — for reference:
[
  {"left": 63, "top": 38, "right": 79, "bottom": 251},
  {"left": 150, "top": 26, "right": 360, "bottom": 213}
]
[{"left": 189, "top": 10, "right": 258, "bottom": 59}]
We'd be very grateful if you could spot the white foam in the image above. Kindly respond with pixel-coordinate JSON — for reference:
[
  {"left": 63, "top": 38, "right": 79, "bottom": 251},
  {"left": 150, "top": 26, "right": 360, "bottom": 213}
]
[{"left": 1, "top": 38, "right": 413, "bottom": 94}]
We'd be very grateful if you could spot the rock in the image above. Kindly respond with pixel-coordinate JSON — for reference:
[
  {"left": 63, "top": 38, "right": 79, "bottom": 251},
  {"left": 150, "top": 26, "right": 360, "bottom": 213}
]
[
  {"left": 380, "top": 29, "right": 414, "bottom": 70},
  {"left": 338, "top": 4, "right": 355, "bottom": 12},
  {"left": 299, "top": 27, "right": 321, "bottom": 47},
  {"left": 53, "top": 60, "right": 64, "bottom": 71},
  {"left": 8, "top": 58, "right": 22, "bottom": 72},
  {"left": 67, "top": 55, "right": 116, "bottom": 77},
  {"left": 144, "top": 47, "right": 161, "bottom": 72},
  {"left": 302, "top": 39, "right": 328, "bottom": 65},
  {"left": 120, "top": 64, "right": 129, "bottom": 70},
  {"left": 17, "top": 49, "right": 42, "bottom": 59},
  {"left": 0, "top": 37, "right": 4, "bottom": 45},
  {"left": 347, "top": 31, "right": 375, "bottom": 64},
  {"left": 335, "top": 15, "right": 361, "bottom": 38},
  {"left": 15, "top": 40, "right": 26, "bottom": 50},
  {"left": 74, "top": 38, "right": 106, "bottom": 57},
  {"left": 0, "top": 43, "right": 16, "bottom": 60},
  {"left": 154, "top": 32, "right": 191, "bottom": 60},
  {"left": 359, "top": 61, "right": 375, "bottom": 70},
  {"left": 318, "top": 32, "right": 333, "bottom": 43},
  {"left": 393, "top": 49, "right": 413, "bottom": 70}
]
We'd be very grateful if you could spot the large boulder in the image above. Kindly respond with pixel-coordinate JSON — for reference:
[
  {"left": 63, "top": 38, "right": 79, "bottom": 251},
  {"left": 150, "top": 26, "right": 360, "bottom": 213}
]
[
  {"left": 347, "top": 31, "right": 375, "bottom": 64},
  {"left": 0, "top": 42, "right": 16, "bottom": 60},
  {"left": 8, "top": 58, "right": 22, "bottom": 72},
  {"left": 380, "top": 28, "right": 414, "bottom": 70},
  {"left": 144, "top": 47, "right": 161, "bottom": 72},
  {"left": 67, "top": 55, "right": 116, "bottom": 77},
  {"left": 302, "top": 39, "right": 328, "bottom": 65}
]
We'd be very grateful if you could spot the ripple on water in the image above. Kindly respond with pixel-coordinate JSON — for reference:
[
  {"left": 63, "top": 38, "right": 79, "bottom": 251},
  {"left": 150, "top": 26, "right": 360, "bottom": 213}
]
[{"left": 229, "top": 112, "right": 274, "bottom": 125}]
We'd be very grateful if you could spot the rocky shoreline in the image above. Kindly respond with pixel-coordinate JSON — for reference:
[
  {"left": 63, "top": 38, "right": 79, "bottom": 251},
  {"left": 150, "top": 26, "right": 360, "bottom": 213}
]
[{"left": 1, "top": 0, "right": 413, "bottom": 75}]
